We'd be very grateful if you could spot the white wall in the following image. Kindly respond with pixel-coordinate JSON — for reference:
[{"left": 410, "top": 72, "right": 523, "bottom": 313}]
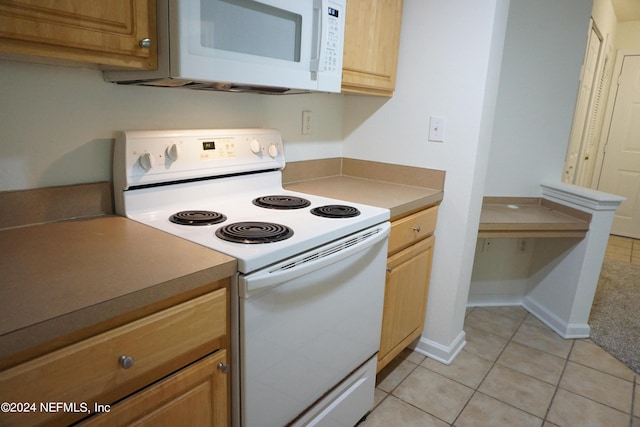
[
  {"left": 483, "top": 0, "right": 593, "bottom": 196},
  {"left": 343, "top": 0, "right": 510, "bottom": 361},
  {"left": 469, "top": 238, "right": 536, "bottom": 306},
  {"left": 0, "top": 60, "right": 343, "bottom": 191},
  {"left": 615, "top": 21, "right": 640, "bottom": 50}
]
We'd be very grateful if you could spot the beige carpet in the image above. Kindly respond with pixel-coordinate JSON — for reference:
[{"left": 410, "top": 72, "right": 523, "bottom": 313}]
[{"left": 589, "top": 258, "right": 640, "bottom": 374}]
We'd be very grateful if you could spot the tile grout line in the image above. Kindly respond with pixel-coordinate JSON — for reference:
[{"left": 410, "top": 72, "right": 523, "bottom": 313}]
[
  {"left": 371, "top": 352, "right": 426, "bottom": 419},
  {"left": 464, "top": 311, "right": 637, "bottom": 423},
  {"left": 450, "top": 310, "right": 530, "bottom": 426},
  {"left": 630, "top": 375, "right": 637, "bottom": 427},
  {"left": 373, "top": 306, "right": 638, "bottom": 425},
  {"left": 541, "top": 339, "right": 575, "bottom": 425},
  {"left": 379, "top": 358, "right": 458, "bottom": 426},
  {"left": 547, "top": 339, "right": 637, "bottom": 423}
]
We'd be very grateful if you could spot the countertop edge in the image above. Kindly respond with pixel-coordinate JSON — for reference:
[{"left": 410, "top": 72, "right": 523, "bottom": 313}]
[{"left": 0, "top": 264, "right": 236, "bottom": 368}]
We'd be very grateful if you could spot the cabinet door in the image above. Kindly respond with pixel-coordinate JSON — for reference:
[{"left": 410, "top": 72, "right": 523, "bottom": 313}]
[
  {"left": 0, "top": 0, "right": 156, "bottom": 69},
  {"left": 342, "top": 0, "right": 403, "bottom": 96},
  {"left": 378, "top": 235, "right": 434, "bottom": 372},
  {"left": 79, "top": 350, "right": 229, "bottom": 427},
  {"left": 0, "top": 288, "right": 226, "bottom": 427}
]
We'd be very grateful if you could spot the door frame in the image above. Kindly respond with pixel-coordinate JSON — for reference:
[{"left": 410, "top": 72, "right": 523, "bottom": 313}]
[
  {"left": 563, "top": 19, "right": 604, "bottom": 185},
  {"left": 591, "top": 48, "right": 640, "bottom": 189}
]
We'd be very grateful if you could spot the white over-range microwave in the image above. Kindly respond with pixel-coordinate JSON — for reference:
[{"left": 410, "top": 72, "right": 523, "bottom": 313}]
[{"left": 105, "top": 0, "right": 346, "bottom": 94}]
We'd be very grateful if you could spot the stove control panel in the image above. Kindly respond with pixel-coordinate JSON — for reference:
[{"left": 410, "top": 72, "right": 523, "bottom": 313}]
[{"left": 114, "top": 129, "right": 285, "bottom": 189}]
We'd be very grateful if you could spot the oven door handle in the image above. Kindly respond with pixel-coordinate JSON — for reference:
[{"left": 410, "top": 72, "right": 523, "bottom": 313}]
[{"left": 240, "top": 223, "right": 390, "bottom": 297}]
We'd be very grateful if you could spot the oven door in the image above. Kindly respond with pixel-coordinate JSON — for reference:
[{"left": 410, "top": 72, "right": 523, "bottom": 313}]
[{"left": 235, "top": 222, "right": 390, "bottom": 427}]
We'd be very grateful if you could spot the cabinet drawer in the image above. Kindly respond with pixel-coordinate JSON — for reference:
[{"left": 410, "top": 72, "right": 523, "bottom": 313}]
[
  {"left": 388, "top": 206, "right": 438, "bottom": 254},
  {"left": 78, "top": 350, "right": 229, "bottom": 427},
  {"left": 0, "top": 288, "right": 227, "bottom": 427}
]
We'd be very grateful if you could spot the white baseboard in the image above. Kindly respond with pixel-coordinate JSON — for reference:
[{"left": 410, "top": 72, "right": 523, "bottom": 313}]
[
  {"left": 467, "top": 294, "right": 524, "bottom": 307},
  {"left": 414, "top": 330, "right": 466, "bottom": 365},
  {"left": 523, "top": 297, "right": 590, "bottom": 339}
]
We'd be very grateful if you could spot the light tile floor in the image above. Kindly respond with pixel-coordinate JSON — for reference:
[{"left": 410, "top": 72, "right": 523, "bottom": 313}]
[
  {"left": 606, "top": 234, "right": 640, "bottom": 265},
  {"left": 362, "top": 235, "right": 639, "bottom": 427},
  {"left": 364, "top": 308, "right": 638, "bottom": 427}
]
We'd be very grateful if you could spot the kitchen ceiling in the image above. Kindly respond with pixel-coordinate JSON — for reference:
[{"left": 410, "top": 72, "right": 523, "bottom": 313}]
[{"left": 611, "top": 0, "right": 640, "bottom": 21}]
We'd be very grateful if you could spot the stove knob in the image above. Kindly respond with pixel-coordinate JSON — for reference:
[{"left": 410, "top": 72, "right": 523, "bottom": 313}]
[
  {"left": 138, "top": 152, "right": 154, "bottom": 171},
  {"left": 267, "top": 144, "right": 279, "bottom": 158},
  {"left": 250, "top": 139, "right": 261, "bottom": 154},
  {"left": 167, "top": 143, "right": 180, "bottom": 161}
]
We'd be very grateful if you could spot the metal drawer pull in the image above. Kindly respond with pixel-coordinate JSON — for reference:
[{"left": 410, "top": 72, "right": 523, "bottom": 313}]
[
  {"left": 139, "top": 38, "right": 152, "bottom": 49},
  {"left": 412, "top": 226, "right": 421, "bottom": 232},
  {"left": 119, "top": 355, "right": 135, "bottom": 369},
  {"left": 217, "top": 362, "right": 229, "bottom": 374}
]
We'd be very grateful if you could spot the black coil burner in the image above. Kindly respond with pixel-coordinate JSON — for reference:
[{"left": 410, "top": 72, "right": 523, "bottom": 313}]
[
  {"left": 310, "top": 205, "right": 361, "bottom": 219},
  {"left": 169, "top": 210, "right": 227, "bottom": 226},
  {"left": 215, "top": 222, "right": 294, "bottom": 244},
  {"left": 253, "top": 195, "right": 311, "bottom": 210}
]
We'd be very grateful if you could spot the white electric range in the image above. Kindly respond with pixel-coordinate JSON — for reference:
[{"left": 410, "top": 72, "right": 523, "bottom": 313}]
[{"left": 113, "top": 128, "right": 390, "bottom": 427}]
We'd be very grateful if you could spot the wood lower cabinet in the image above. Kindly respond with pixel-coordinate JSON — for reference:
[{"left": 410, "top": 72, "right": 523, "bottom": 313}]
[
  {"left": 79, "top": 350, "right": 228, "bottom": 427},
  {"left": 0, "top": 0, "right": 156, "bottom": 69},
  {"left": 0, "top": 285, "right": 229, "bottom": 427},
  {"left": 378, "top": 206, "right": 437, "bottom": 372},
  {"left": 342, "top": 0, "right": 403, "bottom": 96}
]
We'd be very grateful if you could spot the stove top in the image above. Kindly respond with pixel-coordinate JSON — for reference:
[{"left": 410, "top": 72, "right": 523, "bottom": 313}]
[{"left": 113, "top": 129, "right": 390, "bottom": 273}]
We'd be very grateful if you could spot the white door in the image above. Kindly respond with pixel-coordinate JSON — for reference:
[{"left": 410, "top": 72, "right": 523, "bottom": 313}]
[
  {"left": 597, "top": 55, "right": 640, "bottom": 238},
  {"left": 563, "top": 23, "right": 602, "bottom": 184}
]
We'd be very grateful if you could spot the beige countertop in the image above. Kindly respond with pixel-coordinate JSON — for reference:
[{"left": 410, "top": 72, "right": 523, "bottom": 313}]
[
  {"left": 282, "top": 158, "right": 445, "bottom": 219},
  {"left": 0, "top": 215, "right": 236, "bottom": 364},
  {"left": 286, "top": 176, "right": 443, "bottom": 219}
]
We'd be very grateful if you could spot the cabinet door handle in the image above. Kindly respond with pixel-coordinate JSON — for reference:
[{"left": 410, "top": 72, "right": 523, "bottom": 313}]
[
  {"left": 386, "top": 267, "right": 393, "bottom": 273},
  {"left": 217, "top": 362, "right": 229, "bottom": 374},
  {"left": 139, "top": 38, "right": 152, "bottom": 49},
  {"left": 119, "top": 355, "right": 135, "bottom": 369},
  {"left": 412, "top": 226, "right": 421, "bottom": 232}
]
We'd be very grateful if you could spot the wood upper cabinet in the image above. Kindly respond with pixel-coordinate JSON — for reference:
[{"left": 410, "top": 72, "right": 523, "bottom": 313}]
[
  {"left": 378, "top": 206, "right": 437, "bottom": 372},
  {"left": 0, "top": 0, "right": 156, "bottom": 69},
  {"left": 342, "top": 0, "right": 403, "bottom": 96}
]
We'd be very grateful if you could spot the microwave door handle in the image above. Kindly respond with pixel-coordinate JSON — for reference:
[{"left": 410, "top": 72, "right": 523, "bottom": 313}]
[{"left": 310, "top": 0, "right": 324, "bottom": 72}]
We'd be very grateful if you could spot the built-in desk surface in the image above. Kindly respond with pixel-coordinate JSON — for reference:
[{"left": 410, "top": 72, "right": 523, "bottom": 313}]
[{"left": 479, "top": 197, "right": 591, "bottom": 238}]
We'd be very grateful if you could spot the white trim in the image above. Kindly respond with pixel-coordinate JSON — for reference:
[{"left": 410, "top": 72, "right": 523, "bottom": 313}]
[
  {"left": 523, "top": 296, "right": 591, "bottom": 339},
  {"left": 467, "top": 295, "right": 524, "bottom": 307},
  {"left": 414, "top": 331, "right": 466, "bottom": 365},
  {"left": 541, "top": 181, "right": 625, "bottom": 211}
]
